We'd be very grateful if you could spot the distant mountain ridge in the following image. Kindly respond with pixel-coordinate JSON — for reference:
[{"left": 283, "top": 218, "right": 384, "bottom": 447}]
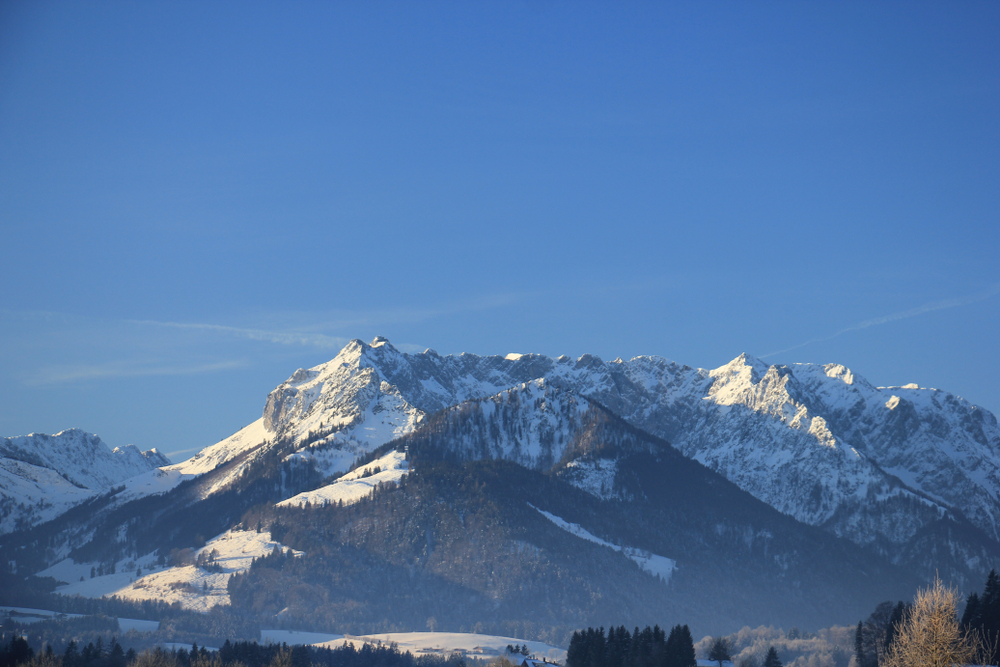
[{"left": 0, "top": 429, "right": 169, "bottom": 532}]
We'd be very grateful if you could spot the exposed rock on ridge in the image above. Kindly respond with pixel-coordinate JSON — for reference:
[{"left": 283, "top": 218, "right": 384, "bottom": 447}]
[{"left": 254, "top": 338, "right": 1000, "bottom": 561}]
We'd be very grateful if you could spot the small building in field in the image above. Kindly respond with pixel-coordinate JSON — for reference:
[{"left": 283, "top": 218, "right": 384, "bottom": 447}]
[{"left": 520, "top": 658, "right": 559, "bottom": 667}]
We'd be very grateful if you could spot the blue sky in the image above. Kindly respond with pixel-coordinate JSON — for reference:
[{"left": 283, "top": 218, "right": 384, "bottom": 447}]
[{"left": 2, "top": 1, "right": 998, "bottom": 461}]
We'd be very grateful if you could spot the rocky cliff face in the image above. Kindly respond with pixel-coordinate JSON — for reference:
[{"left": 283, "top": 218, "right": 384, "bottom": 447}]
[
  {"left": 251, "top": 338, "right": 1000, "bottom": 571},
  {"left": 5, "top": 337, "right": 997, "bottom": 625},
  {"left": 8, "top": 336, "right": 997, "bottom": 579}
]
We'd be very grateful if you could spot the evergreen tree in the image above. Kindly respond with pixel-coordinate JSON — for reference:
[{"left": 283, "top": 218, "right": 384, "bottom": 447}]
[
  {"left": 854, "top": 622, "right": 865, "bottom": 667},
  {"left": 678, "top": 626, "right": 696, "bottom": 667},
  {"left": 64, "top": 641, "right": 81, "bottom": 667},
  {"left": 109, "top": 641, "right": 126, "bottom": 667},
  {"left": 2, "top": 637, "right": 34, "bottom": 667},
  {"left": 762, "top": 647, "right": 782, "bottom": 667},
  {"left": 885, "top": 601, "right": 907, "bottom": 657},
  {"left": 708, "top": 637, "right": 732, "bottom": 666},
  {"left": 607, "top": 626, "right": 629, "bottom": 667},
  {"left": 567, "top": 632, "right": 585, "bottom": 667},
  {"left": 961, "top": 592, "right": 981, "bottom": 629},
  {"left": 981, "top": 569, "right": 1000, "bottom": 666},
  {"left": 664, "top": 626, "right": 680, "bottom": 667},
  {"left": 588, "top": 628, "right": 605, "bottom": 667}
]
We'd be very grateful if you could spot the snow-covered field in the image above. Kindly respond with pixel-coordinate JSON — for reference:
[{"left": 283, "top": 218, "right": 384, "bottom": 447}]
[
  {"left": 0, "top": 606, "right": 84, "bottom": 624},
  {"left": 41, "top": 553, "right": 163, "bottom": 597},
  {"left": 316, "top": 632, "right": 566, "bottom": 662},
  {"left": 0, "top": 606, "right": 157, "bottom": 632},
  {"left": 120, "top": 618, "right": 160, "bottom": 632},
  {"left": 261, "top": 630, "right": 344, "bottom": 646},
  {"left": 278, "top": 450, "right": 408, "bottom": 509},
  {"left": 533, "top": 506, "right": 675, "bottom": 583},
  {"left": 45, "top": 528, "right": 301, "bottom": 612}
]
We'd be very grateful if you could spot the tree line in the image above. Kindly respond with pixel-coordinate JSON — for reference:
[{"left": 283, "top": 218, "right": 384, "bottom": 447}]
[
  {"left": 565, "top": 625, "right": 696, "bottom": 667},
  {"left": 961, "top": 568, "right": 1000, "bottom": 666},
  {"left": 0, "top": 637, "right": 468, "bottom": 667}
]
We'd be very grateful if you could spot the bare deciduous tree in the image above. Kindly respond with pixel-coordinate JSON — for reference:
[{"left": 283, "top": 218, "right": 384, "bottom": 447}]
[{"left": 882, "top": 577, "right": 988, "bottom": 667}]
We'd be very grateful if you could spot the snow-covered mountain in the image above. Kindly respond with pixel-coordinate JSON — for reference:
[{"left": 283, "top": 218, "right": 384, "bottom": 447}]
[
  {"left": 236, "top": 338, "right": 999, "bottom": 569},
  {"left": 225, "top": 385, "right": 924, "bottom": 634},
  {"left": 0, "top": 429, "right": 169, "bottom": 532},
  {"left": 5, "top": 336, "right": 998, "bottom": 635}
]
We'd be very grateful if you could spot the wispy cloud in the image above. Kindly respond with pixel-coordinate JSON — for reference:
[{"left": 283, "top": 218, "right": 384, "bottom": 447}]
[
  {"left": 163, "top": 446, "right": 203, "bottom": 461},
  {"left": 761, "top": 284, "right": 1000, "bottom": 359},
  {"left": 29, "top": 360, "right": 248, "bottom": 386},
  {"left": 126, "top": 320, "right": 353, "bottom": 349},
  {"left": 125, "top": 292, "right": 531, "bottom": 349}
]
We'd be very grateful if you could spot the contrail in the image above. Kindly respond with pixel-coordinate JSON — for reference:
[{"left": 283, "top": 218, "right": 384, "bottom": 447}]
[
  {"left": 30, "top": 360, "right": 248, "bottom": 385},
  {"left": 127, "top": 320, "right": 352, "bottom": 349},
  {"left": 761, "top": 283, "right": 1000, "bottom": 359}
]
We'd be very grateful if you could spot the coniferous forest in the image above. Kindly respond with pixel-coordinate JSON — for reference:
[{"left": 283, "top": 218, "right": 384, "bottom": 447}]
[
  {"left": 565, "top": 625, "right": 696, "bottom": 667},
  {"left": 0, "top": 636, "right": 463, "bottom": 667}
]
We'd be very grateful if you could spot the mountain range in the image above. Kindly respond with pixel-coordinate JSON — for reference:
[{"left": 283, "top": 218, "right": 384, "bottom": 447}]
[
  {"left": 1, "top": 337, "right": 998, "bottom": 639},
  {"left": 0, "top": 429, "right": 168, "bottom": 533}
]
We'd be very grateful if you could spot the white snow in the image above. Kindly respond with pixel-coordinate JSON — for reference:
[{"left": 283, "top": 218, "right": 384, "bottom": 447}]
[
  {"left": 561, "top": 459, "right": 619, "bottom": 500},
  {"left": 0, "top": 459, "right": 99, "bottom": 532},
  {"left": 119, "top": 618, "right": 160, "bottom": 632},
  {"left": 168, "top": 419, "right": 270, "bottom": 476},
  {"left": 49, "top": 528, "right": 301, "bottom": 612},
  {"left": 0, "top": 429, "right": 169, "bottom": 533},
  {"left": 116, "top": 468, "right": 193, "bottom": 502},
  {"left": 532, "top": 505, "right": 675, "bottom": 583},
  {"left": 316, "top": 632, "right": 566, "bottom": 662},
  {"left": 0, "top": 606, "right": 84, "bottom": 623},
  {"left": 278, "top": 450, "right": 408, "bottom": 509},
  {"left": 261, "top": 630, "right": 344, "bottom": 646}
]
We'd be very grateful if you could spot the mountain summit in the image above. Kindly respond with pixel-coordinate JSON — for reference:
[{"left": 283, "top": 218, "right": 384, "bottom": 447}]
[
  {"left": 2, "top": 337, "right": 997, "bottom": 635},
  {"left": 252, "top": 338, "right": 1000, "bottom": 550}
]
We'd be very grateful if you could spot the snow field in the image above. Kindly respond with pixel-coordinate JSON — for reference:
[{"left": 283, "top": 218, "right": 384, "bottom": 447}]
[
  {"left": 278, "top": 450, "right": 408, "bottom": 509},
  {"left": 45, "top": 528, "right": 302, "bottom": 612},
  {"left": 42, "top": 552, "right": 163, "bottom": 597},
  {"left": 260, "top": 630, "right": 344, "bottom": 646},
  {"left": 0, "top": 606, "right": 158, "bottom": 632},
  {"left": 315, "top": 632, "right": 566, "bottom": 663},
  {"left": 0, "top": 459, "right": 98, "bottom": 532},
  {"left": 532, "top": 505, "right": 675, "bottom": 583},
  {"left": 0, "top": 607, "right": 84, "bottom": 624},
  {"left": 168, "top": 419, "right": 270, "bottom": 476},
  {"left": 116, "top": 468, "right": 194, "bottom": 503}
]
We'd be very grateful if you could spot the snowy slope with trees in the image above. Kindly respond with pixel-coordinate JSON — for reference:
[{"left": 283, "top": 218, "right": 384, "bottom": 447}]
[
  {"left": 3, "top": 336, "right": 998, "bottom": 629},
  {"left": 0, "top": 429, "right": 169, "bottom": 533},
  {"left": 242, "top": 338, "right": 998, "bottom": 557}
]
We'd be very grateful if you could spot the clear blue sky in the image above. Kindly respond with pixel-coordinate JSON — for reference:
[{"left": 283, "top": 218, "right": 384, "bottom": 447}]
[{"left": 2, "top": 1, "right": 998, "bottom": 461}]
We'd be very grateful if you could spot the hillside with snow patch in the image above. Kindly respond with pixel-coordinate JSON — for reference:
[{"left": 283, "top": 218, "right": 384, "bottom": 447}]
[
  {"left": 0, "top": 429, "right": 169, "bottom": 533},
  {"left": 243, "top": 339, "right": 999, "bottom": 562}
]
